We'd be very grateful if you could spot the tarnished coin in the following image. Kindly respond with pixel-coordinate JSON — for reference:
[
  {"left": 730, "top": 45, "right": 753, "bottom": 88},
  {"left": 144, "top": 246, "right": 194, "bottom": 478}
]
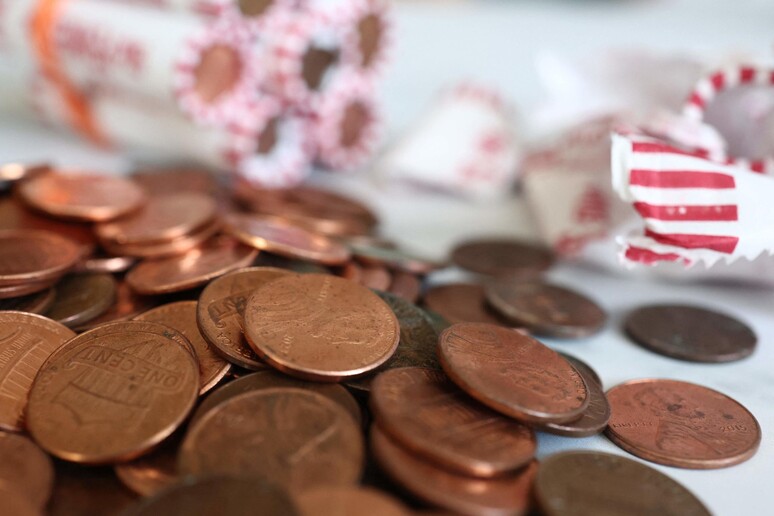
[
  {"left": 224, "top": 213, "right": 351, "bottom": 265},
  {"left": 74, "top": 281, "right": 156, "bottom": 332},
  {"left": 114, "top": 433, "right": 182, "bottom": 497},
  {"left": 17, "top": 172, "right": 146, "bottom": 222},
  {"left": 0, "top": 487, "right": 42, "bottom": 516},
  {"left": 371, "top": 425, "right": 537, "bottom": 516},
  {"left": 179, "top": 388, "right": 364, "bottom": 492},
  {"left": 438, "top": 323, "right": 588, "bottom": 423},
  {"left": 0, "top": 230, "right": 81, "bottom": 286},
  {"left": 0, "top": 276, "right": 59, "bottom": 300},
  {"left": 296, "top": 487, "right": 410, "bottom": 516},
  {"left": 0, "top": 288, "right": 55, "bottom": 314},
  {"left": 135, "top": 301, "right": 231, "bottom": 395},
  {"left": 101, "top": 219, "right": 221, "bottom": 259},
  {"left": 606, "top": 379, "right": 761, "bottom": 469},
  {"left": 388, "top": 270, "right": 421, "bottom": 303},
  {"left": 624, "top": 304, "right": 757, "bottom": 363},
  {"left": 26, "top": 321, "right": 199, "bottom": 464},
  {"left": 197, "top": 267, "right": 292, "bottom": 370},
  {"left": 371, "top": 367, "right": 536, "bottom": 477},
  {"left": 451, "top": 238, "right": 554, "bottom": 277},
  {"left": 0, "top": 432, "right": 54, "bottom": 509},
  {"left": 46, "top": 273, "right": 117, "bottom": 328},
  {"left": 535, "top": 451, "right": 711, "bottom": 516},
  {"left": 423, "top": 283, "right": 504, "bottom": 325},
  {"left": 126, "top": 237, "right": 258, "bottom": 295},
  {"left": 349, "top": 243, "right": 442, "bottom": 274},
  {"left": 486, "top": 280, "right": 606, "bottom": 338},
  {"left": 48, "top": 462, "right": 137, "bottom": 516},
  {"left": 0, "top": 312, "right": 75, "bottom": 431},
  {"left": 244, "top": 274, "right": 400, "bottom": 381}
]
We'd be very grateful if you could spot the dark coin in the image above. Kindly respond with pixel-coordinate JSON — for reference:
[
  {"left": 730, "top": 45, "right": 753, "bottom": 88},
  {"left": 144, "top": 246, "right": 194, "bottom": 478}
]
[
  {"left": 534, "top": 451, "right": 711, "bottom": 516},
  {"left": 423, "top": 283, "right": 504, "bottom": 325},
  {"left": 73, "top": 281, "right": 156, "bottom": 332},
  {"left": 451, "top": 238, "right": 554, "bottom": 277},
  {"left": 49, "top": 462, "right": 137, "bottom": 516},
  {"left": 624, "top": 304, "right": 756, "bottom": 363},
  {"left": 45, "top": 273, "right": 117, "bottom": 328},
  {"left": 0, "top": 288, "right": 55, "bottom": 314},
  {"left": 485, "top": 280, "right": 606, "bottom": 338},
  {"left": 349, "top": 243, "right": 443, "bottom": 274}
]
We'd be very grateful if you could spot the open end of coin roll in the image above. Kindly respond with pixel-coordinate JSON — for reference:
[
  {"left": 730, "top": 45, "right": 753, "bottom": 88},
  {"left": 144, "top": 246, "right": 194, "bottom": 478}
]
[
  {"left": 302, "top": 46, "right": 339, "bottom": 91},
  {"left": 341, "top": 101, "right": 371, "bottom": 148},
  {"left": 357, "top": 13, "right": 383, "bottom": 69},
  {"left": 238, "top": 0, "right": 274, "bottom": 17},
  {"left": 193, "top": 45, "right": 242, "bottom": 103}
]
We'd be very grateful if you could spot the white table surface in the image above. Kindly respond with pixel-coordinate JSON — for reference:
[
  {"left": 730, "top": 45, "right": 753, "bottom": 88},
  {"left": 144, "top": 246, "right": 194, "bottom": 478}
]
[{"left": 1, "top": 1, "right": 773, "bottom": 514}]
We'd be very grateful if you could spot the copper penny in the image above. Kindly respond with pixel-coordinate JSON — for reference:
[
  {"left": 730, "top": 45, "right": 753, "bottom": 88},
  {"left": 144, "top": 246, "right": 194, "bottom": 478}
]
[
  {"left": 438, "top": 323, "right": 588, "bottom": 423},
  {"left": 197, "top": 267, "right": 292, "bottom": 370},
  {"left": 244, "top": 274, "right": 400, "bottom": 381},
  {"left": 624, "top": 304, "right": 757, "bottom": 363},
  {"left": 179, "top": 388, "right": 364, "bottom": 492},
  {"left": 26, "top": 321, "right": 199, "bottom": 464},
  {"left": 0, "top": 230, "right": 81, "bottom": 286},
  {"left": 0, "top": 162, "right": 50, "bottom": 182},
  {"left": 350, "top": 242, "right": 442, "bottom": 274},
  {"left": 75, "top": 254, "right": 137, "bottom": 274},
  {"left": 0, "top": 312, "right": 75, "bottom": 431},
  {"left": 605, "top": 379, "right": 761, "bottom": 469},
  {"left": 0, "top": 287, "right": 56, "bottom": 314},
  {"left": 74, "top": 281, "right": 156, "bottom": 332},
  {"left": 424, "top": 283, "right": 504, "bottom": 325},
  {"left": 126, "top": 236, "right": 258, "bottom": 295},
  {"left": 451, "top": 238, "right": 554, "bottom": 277},
  {"left": 101, "top": 218, "right": 221, "bottom": 259},
  {"left": 224, "top": 213, "right": 351, "bottom": 265},
  {"left": 130, "top": 167, "right": 223, "bottom": 198},
  {"left": 486, "top": 280, "right": 606, "bottom": 338},
  {"left": 134, "top": 301, "right": 231, "bottom": 395},
  {"left": 388, "top": 270, "right": 421, "bottom": 303},
  {"left": 296, "top": 487, "right": 410, "bottom": 516},
  {"left": 359, "top": 264, "right": 392, "bottom": 291},
  {"left": 535, "top": 451, "right": 711, "bottom": 516},
  {"left": 46, "top": 273, "right": 117, "bottom": 328},
  {"left": 0, "top": 197, "right": 95, "bottom": 251},
  {"left": 371, "top": 367, "right": 536, "bottom": 477},
  {"left": 17, "top": 171, "right": 146, "bottom": 222},
  {"left": 49, "top": 463, "right": 137, "bottom": 515},
  {"left": 114, "top": 432, "right": 182, "bottom": 497},
  {"left": 0, "top": 431, "right": 54, "bottom": 509},
  {"left": 0, "top": 487, "right": 42, "bottom": 516},
  {"left": 371, "top": 425, "right": 537, "bottom": 516},
  {"left": 189, "top": 369, "right": 361, "bottom": 426},
  {"left": 0, "top": 276, "right": 58, "bottom": 300}
]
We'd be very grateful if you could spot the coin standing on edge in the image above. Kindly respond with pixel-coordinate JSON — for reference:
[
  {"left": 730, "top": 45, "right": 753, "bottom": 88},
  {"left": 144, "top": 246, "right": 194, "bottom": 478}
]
[
  {"left": 0, "top": 432, "right": 55, "bottom": 510},
  {"left": 296, "top": 487, "right": 410, "bottom": 516},
  {"left": 451, "top": 238, "right": 554, "bottom": 277}
]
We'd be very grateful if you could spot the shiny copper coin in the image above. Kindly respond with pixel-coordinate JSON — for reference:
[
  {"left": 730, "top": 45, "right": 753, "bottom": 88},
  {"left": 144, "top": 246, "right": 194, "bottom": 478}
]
[
  {"left": 135, "top": 301, "right": 231, "bottom": 395},
  {"left": 0, "top": 197, "right": 95, "bottom": 251},
  {"left": 438, "top": 323, "right": 588, "bottom": 423},
  {"left": 114, "top": 432, "right": 182, "bottom": 497},
  {"left": 46, "top": 273, "right": 117, "bottom": 328},
  {"left": 0, "top": 230, "right": 81, "bottom": 286},
  {"left": 17, "top": 171, "right": 146, "bottom": 222},
  {"left": 48, "top": 462, "right": 137, "bottom": 516},
  {"left": 0, "top": 276, "right": 58, "bottom": 299},
  {"left": 73, "top": 281, "right": 156, "bottom": 331},
  {"left": 0, "top": 287, "right": 55, "bottom": 314},
  {"left": 296, "top": 487, "right": 410, "bottom": 516},
  {"left": 624, "top": 304, "right": 757, "bottom": 363},
  {"left": 0, "top": 162, "right": 50, "bottom": 182},
  {"left": 101, "top": 218, "right": 221, "bottom": 258},
  {"left": 388, "top": 270, "right": 421, "bottom": 303},
  {"left": 486, "top": 280, "right": 606, "bottom": 338},
  {"left": 126, "top": 236, "right": 258, "bottom": 295},
  {"left": 244, "top": 274, "right": 400, "bottom": 381},
  {"left": 130, "top": 167, "right": 223, "bottom": 197},
  {"left": 0, "top": 487, "right": 42, "bottom": 516},
  {"left": 371, "top": 425, "right": 537, "bottom": 516},
  {"left": 26, "top": 321, "right": 199, "bottom": 464},
  {"left": 0, "top": 432, "right": 54, "bottom": 509},
  {"left": 224, "top": 213, "right": 351, "bottom": 265},
  {"left": 197, "top": 267, "right": 292, "bottom": 370},
  {"left": 75, "top": 254, "right": 136, "bottom": 274},
  {"left": 424, "top": 283, "right": 504, "bottom": 325},
  {"left": 190, "top": 369, "right": 361, "bottom": 426},
  {"left": 350, "top": 242, "right": 442, "bottom": 274},
  {"left": 371, "top": 367, "right": 536, "bottom": 477},
  {"left": 451, "top": 238, "right": 554, "bottom": 277},
  {"left": 179, "top": 388, "right": 364, "bottom": 492},
  {"left": 0, "top": 312, "right": 75, "bottom": 431},
  {"left": 535, "top": 451, "right": 711, "bottom": 516},
  {"left": 605, "top": 379, "right": 761, "bottom": 469}
]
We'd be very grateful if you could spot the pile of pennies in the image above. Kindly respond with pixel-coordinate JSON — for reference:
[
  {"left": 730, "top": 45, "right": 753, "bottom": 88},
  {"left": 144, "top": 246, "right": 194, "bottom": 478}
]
[{"left": 0, "top": 164, "right": 762, "bottom": 515}]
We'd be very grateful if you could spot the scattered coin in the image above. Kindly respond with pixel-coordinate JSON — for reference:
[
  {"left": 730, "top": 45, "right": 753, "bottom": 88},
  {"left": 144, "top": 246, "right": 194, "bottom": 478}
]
[
  {"left": 114, "top": 432, "right": 182, "bottom": 497},
  {"left": 26, "top": 321, "right": 199, "bottom": 464},
  {"left": 0, "top": 276, "right": 59, "bottom": 300},
  {"left": 451, "top": 238, "right": 554, "bottom": 277},
  {"left": 534, "top": 451, "right": 711, "bottom": 516},
  {"left": 296, "top": 487, "right": 410, "bottom": 516},
  {"left": 371, "top": 367, "right": 536, "bottom": 477},
  {"left": 438, "top": 323, "right": 588, "bottom": 423},
  {"left": 605, "top": 379, "right": 761, "bottom": 469},
  {"left": 349, "top": 243, "right": 442, "bottom": 274},
  {"left": 73, "top": 281, "right": 156, "bottom": 332},
  {"left": 0, "top": 432, "right": 55, "bottom": 510},
  {"left": 0, "top": 287, "right": 56, "bottom": 314},
  {"left": 624, "top": 304, "right": 757, "bottom": 363},
  {"left": 423, "top": 283, "right": 504, "bottom": 325},
  {"left": 359, "top": 264, "right": 392, "bottom": 291},
  {"left": 486, "top": 280, "right": 606, "bottom": 338},
  {"left": 45, "top": 273, "right": 117, "bottom": 328},
  {"left": 388, "top": 270, "right": 421, "bottom": 303},
  {"left": 244, "top": 274, "right": 400, "bottom": 381},
  {"left": 0, "top": 487, "right": 42, "bottom": 516},
  {"left": 0, "top": 230, "right": 81, "bottom": 286},
  {"left": 48, "top": 462, "right": 138, "bottom": 516},
  {"left": 101, "top": 218, "right": 222, "bottom": 258},
  {"left": 0, "top": 197, "right": 95, "bottom": 252},
  {"left": 130, "top": 167, "right": 223, "bottom": 198}
]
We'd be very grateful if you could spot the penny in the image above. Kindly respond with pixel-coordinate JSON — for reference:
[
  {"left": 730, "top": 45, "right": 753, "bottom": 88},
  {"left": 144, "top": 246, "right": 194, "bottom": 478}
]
[
  {"left": 371, "top": 425, "right": 537, "bottom": 516},
  {"left": 126, "top": 236, "right": 258, "bottom": 295},
  {"left": 45, "top": 273, "right": 117, "bottom": 328},
  {"left": 486, "top": 280, "right": 606, "bottom": 338},
  {"left": 0, "top": 276, "right": 58, "bottom": 300},
  {"left": 114, "top": 432, "right": 182, "bottom": 497},
  {"left": 244, "top": 274, "right": 400, "bottom": 381},
  {"left": 296, "top": 487, "right": 410, "bottom": 516},
  {"left": 605, "top": 379, "right": 761, "bottom": 469},
  {"left": 0, "top": 432, "right": 54, "bottom": 509},
  {"left": 534, "top": 451, "right": 711, "bottom": 516},
  {"left": 101, "top": 218, "right": 221, "bottom": 259},
  {"left": 130, "top": 167, "right": 223, "bottom": 198},
  {"left": 371, "top": 367, "right": 536, "bottom": 477},
  {"left": 0, "top": 162, "right": 50, "bottom": 182},
  {"left": 26, "top": 321, "right": 199, "bottom": 464},
  {"left": 424, "top": 308, "right": 451, "bottom": 334},
  {"left": 73, "top": 281, "right": 156, "bottom": 332},
  {"left": 451, "top": 238, "right": 554, "bottom": 277},
  {"left": 340, "top": 261, "right": 363, "bottom": 283},
  {"left": 0, "top": 230, "right": 82, "bottom": 286},
  {"left": 0, "top": 312, "right": 75, "bottom": 431},
  {"left": 189, "top": 369, "right": 361, "bottom": 426},
  {"left": 134, "top": 301, "right": 231, "bottom": 395},
  {"left": 254, "top": 252, "right": 331, "bottom": 274},
  {"left": 75, "top": 254, "right": 137, "bottom": 274},
  {"left": 358, "top": 264, "right": 391, "bottom": 291},
  {"left": 438, "top": 323, "right": 588, "bottom": 423},
  {"left": 624, "top": 304, "right": 757, "bottom": 363},
  {"left": 350, "top": 243, "right": 442, "bottom": 274},
  {"left": 178, "top": 388, "right": 364, "bottom": 492},
  {"left": 0, "top": 197, "right": 95, "bottom": 252},
  {"left": 48, "top": 462, "right": 138, "bottom": 516},
  {"left": 17, "top": 171, "right": 146, "bottom": 222},
  {"left": 388, "top": 270, "right": 421, "bottom": 303},
  {"left": 424, "top": 283, "right": 504, "bottom": 325},
  {"left": 197, "top": 267, "right": 292, "bottom": 370},
  {"left": 0, "top": 487, "right": 42, "bottom": 516},
  {"left": 223, "top": 213, "right": 351, "bottom": 265},
  {"left": 121, "top": 476, "right": 298, "bottom": 516},
  {"left": 560, "top": 352, "right": 602, "bottom": 386},
  {"left": 0, "top": 287, "right": 55, "bottom": 314}
]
